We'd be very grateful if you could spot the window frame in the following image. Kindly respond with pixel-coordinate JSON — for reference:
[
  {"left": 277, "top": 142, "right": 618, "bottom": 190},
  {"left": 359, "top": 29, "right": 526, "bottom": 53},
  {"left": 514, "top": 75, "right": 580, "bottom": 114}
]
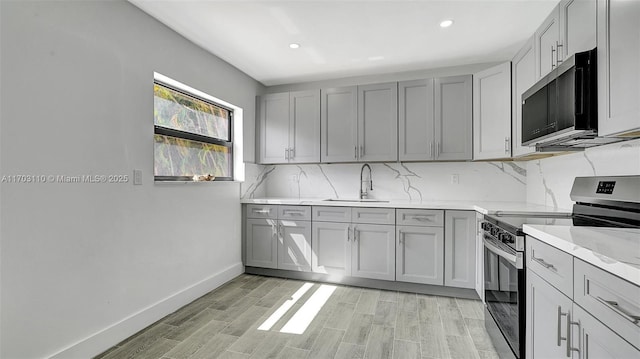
[{"left": 153, "top": 80, "right": 234, "bottom": 182}]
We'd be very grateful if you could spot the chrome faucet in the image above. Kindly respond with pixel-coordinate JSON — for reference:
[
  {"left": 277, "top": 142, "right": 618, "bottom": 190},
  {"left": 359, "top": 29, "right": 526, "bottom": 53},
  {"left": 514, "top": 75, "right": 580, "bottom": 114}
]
[{"left": 360, "top": 163, "right": 373, "bottom": 200}]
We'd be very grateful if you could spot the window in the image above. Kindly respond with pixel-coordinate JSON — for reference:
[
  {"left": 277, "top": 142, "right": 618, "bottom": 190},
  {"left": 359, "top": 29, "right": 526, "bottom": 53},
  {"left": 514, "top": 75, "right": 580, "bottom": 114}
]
[{"left": 153, "top": 81, "right": 233, "bottom": 181}]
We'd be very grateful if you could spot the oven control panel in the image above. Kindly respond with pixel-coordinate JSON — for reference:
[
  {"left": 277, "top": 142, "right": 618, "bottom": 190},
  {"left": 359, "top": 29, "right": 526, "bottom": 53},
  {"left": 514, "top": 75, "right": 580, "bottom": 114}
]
[{"left": 596, "top": 181, "right": 616, "bottom": 194}]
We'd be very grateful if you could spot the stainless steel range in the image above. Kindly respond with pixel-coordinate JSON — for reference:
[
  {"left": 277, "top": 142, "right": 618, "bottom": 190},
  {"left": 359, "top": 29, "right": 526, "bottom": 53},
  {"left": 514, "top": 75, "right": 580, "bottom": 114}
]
[{"left": 482, "top": 175, "right": 640, "bottom": 359}]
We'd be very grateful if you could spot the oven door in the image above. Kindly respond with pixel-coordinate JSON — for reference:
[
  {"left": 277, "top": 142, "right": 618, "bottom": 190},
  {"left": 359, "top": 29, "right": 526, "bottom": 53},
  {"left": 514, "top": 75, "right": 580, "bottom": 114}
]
[{"left": 484, "top": 235, "right": 525, "bottom": 359}]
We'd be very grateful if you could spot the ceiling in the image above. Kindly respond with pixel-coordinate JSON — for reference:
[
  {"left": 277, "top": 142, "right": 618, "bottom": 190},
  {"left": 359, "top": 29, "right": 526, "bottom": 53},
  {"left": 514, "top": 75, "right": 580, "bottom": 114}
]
[{"left": 129, "top": 0, "right": 560, "bottom": 86}]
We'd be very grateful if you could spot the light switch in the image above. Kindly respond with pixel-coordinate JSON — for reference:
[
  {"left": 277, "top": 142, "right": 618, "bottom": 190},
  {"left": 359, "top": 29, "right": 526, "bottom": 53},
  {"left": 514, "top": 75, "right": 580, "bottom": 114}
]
[{"left": 451, "top": 174, "right": 459, "bottom": 184}]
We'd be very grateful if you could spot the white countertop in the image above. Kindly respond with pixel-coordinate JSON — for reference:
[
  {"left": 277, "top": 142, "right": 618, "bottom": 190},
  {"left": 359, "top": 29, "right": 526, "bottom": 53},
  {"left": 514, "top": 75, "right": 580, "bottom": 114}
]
[
  {"left": 524, "top": 224, "right": 640, "bottom": 286},
  {"left": 241, "top": 198, "right": 570, "bottom": 215}
]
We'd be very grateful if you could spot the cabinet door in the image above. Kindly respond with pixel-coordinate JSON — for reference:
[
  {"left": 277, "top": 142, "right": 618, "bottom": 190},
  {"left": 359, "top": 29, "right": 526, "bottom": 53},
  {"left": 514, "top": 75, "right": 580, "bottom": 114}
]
[
  {"left": 512, "top": 36, "right": 537, "bottom": 157},
  {"left": 278, "top": 220, "right": 312, "bottom": 272},
  {"left": 352, "top": 224, "right": 395, "bottom": 281},
  {"left": 289, "top": 90, "right": 320, "bottom": 163},
  {"left": 526, "top": 270, "right": 573, "bottom": 359},
  {"left": 473, "top": 62, "right": 512, "bottom": 160},
  {"left": 444, "top": 210, "right": 475, "bottom": 288},
  {"left": 246, "top": 218, "right": 278, "bottom": 269},
  {"left": 357, "top": 82, "right": 398, "bottom": 162},
  {"left": 559, "top": 0, "right": 596, "bottom": 61},
  {"left": 321, "top": 87, "right": 358, "bottom": 163},
  {"left": 571, "top": 304, "right": 640, "bottom": 359},
  {"left": 311, "top": 222, "right": 351, "bottom": 276},
  {"left": 399, "top": 79, "right": 435, "bottom": 161},
  {"left": 597, "top": 0, "right": 640, "bottom": 136},
  {"left": 434, "top": 76, "right": 472, "bottom": 161},
  {"left": 396, "top": 226, "right": 443, "bottom": 285},
  {"left": 535, "top": 6, "right": 560, "bottom": 79},
  {"left": 259, "top": 92, "right": 290, "bottom": 164}
]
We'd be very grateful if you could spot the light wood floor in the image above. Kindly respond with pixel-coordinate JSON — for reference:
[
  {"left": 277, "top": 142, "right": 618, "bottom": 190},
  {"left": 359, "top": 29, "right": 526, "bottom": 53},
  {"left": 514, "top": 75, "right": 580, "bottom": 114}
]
[{"left": 96, "top": 274, "right": 499, "bottom": 359}]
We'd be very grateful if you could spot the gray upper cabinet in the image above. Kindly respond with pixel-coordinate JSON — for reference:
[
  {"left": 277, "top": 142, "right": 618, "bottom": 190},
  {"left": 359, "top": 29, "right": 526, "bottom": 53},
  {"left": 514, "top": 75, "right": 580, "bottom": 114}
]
[
  {"left": 473, "top": 62, "right": 512, "bottom": 160},
  {"left": 259, "top": 92, "right": 290, "bottom": 164},
  {"left": 289, "top": 90, "right": 321, "bottom": 163},
  {"left": 321, "top": 86, "right": 358, "bottom": 163},
  {"left": 559, "top": 0, "right": 596, "bottom": 61},
  {"left": 435, "top": 76, "right": 473, "bottom": 161},
  {"left": 357, "top": 82, "right": 398, "bottom": 162},
  {"left": 597, "top": 0, "right": 640, "bottom": 137},
  {"left": 399, "top": 79, "right": 436, "bottom": 161},
  {"left": 444, "top": 210, "right": 476, "bottom": 288},
  {"left": 258, "top": 90, "right": 320, "bottom": 164},
  {"left": 535, "top": 6, "right": 560, "bottom": 79},
  {"left": 512, "top": 36, "right": 537, "bottom": 157}
]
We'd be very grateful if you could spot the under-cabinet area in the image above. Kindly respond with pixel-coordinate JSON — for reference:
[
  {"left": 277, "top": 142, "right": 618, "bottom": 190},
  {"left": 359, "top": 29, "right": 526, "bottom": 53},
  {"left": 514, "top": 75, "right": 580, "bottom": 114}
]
[{"left": 243, "top": 204, "right": 476, "bottom": 296}]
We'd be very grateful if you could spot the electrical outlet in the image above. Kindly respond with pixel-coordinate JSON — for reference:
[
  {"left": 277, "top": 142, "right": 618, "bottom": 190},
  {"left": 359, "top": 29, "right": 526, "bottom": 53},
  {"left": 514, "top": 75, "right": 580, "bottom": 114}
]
[
  {"left": 290, "top": 174, "right": 299, "bottom": 182},
  {"left": 134, "top": 169, "right": 143, "bottom": 185},
  {"left": 451, "top": 174, "right": 459, "bottom": 184}
]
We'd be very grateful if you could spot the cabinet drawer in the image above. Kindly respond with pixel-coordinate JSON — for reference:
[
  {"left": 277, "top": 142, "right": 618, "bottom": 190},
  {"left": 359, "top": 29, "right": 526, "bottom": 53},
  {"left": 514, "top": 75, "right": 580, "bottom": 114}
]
[
  {"left": 246, "top": 204, "right": 277, "bottom": 219},
  {"left": 574, "top": 258, "right": 640, "bottom": 349},
  {"left": 526, "top": 236, "right": 573, "bottom": 298},
  {"left": 396, "top": 209, "right": 444, "bottom": 227},
  {"left": 352, "top": 207, "right": 395, "bottom": 225},
  {"left": 278, "top": 206, "right": 311, "bottom": 220},
  {"left": 312, "top": 206, "right": 351, "bottom": 223}
]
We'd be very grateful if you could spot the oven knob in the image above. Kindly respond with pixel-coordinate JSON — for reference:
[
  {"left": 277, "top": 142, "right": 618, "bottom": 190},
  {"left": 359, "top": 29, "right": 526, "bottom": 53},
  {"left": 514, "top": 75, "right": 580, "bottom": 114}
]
[
  {"left": 481, "top": 222, "right": 488, "bottom": 231},
  {"left": 490, "top": 227, "right": 499, "bottom": 236},
  {"left": 500, "top": 233, "right": 514, "bottom": 243}
]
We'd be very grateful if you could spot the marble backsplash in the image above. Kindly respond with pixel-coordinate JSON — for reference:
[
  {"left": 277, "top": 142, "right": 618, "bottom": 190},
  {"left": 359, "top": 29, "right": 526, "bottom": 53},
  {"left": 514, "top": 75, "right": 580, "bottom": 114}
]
[
  {"left": 242, "top": 161, "right": 527, "bottom": 203},
  {"left": 242, "top": 139, "right": 640, "bottom": 209},
  {"left": 526, "top": 138, "right": 640, "bottom": 209}
]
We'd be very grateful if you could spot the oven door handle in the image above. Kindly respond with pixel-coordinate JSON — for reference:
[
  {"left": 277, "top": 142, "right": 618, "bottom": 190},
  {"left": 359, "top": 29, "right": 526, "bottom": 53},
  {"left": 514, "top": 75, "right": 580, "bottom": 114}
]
[{"left": 483, "top": 237, "right": 523, "bottom": 269}]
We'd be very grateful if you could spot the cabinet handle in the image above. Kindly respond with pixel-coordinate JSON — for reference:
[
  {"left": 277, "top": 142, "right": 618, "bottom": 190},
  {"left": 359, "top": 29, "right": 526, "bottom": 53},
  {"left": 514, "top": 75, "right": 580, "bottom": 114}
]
[
  {"left": 436, "top": 142, "right": 441, "bottom": 158},
  {"left": 347, "top": 227, "right": 351, "bottom": 242},
  {"left": 354, "top": 228, "right": 359, "bottom": 241},
  {"left": 556, "top": 41, "right": 563, "bottom": 65},
  {"left": 412, "top": 215, "right": 431, "bottom": 222},
  {"left": 429, "top": 141, "right": 433, "bottom": 158},
  {"left": 289, "top": 147, "right": 295, "bottom": 159},
  {"left": 253, "top": 209, "right": 271, "bottom": 214},
  {"left": 532, "top": 254, "right": 557, "bottom": 272},
  {"left": 283, "top": 209, "right": 304, "bottom": 216},
  {"left": 557, "top": 306, "right": 568, "bottom": 347},
  {"left": 551, "top": 46, "right": 556, "bottom": 68},
  {"left": 284, "top": 148, "right": 289, "bottom": 160},
  {"left": 567, "top": 313, "right": 580, "bottom": 357},
  {"left": 399, "top": 232, "right": 404, "bottom": 245},
  {"left": 360, "top": 145, "right": 364, "bottom": 158},
  {"left": 504, "top": 137, "right": 510, "bottom": 153},
  {"left": 596, "top": 296, "right": 640, "bottom": 324},
  {"left": 355, "top": 146, "right": 358, "bottom": 159},
  {"left": 278, "top": 223, "right": 283, "bottom": 238}
]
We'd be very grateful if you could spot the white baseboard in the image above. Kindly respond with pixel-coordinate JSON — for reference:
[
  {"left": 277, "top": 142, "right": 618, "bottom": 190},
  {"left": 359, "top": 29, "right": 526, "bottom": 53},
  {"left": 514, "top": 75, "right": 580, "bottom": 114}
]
[{"left": 49, "top": 262, "right": 244, "bottom": 359}]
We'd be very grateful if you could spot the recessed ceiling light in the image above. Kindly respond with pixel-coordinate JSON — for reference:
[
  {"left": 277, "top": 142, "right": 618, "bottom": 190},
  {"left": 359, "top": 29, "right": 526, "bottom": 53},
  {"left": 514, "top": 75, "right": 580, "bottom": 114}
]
[
  {"left": 289, "top": 43, "right": 300, "bottom": 49},
  {"left": 440, "top": 19, "right": 454, "bottom": 28}
]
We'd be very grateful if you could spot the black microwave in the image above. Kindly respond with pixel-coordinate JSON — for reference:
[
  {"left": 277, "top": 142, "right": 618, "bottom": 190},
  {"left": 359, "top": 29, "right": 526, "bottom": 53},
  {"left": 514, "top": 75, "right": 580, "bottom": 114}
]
[{"left": 522, "top": 48, "right": 597, "bottom": 147}]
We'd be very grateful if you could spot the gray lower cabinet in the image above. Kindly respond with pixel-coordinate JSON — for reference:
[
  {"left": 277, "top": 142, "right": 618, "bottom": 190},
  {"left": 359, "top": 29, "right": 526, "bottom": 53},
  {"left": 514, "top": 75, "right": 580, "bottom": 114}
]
[
  {"left": 526, "top": 270, "right": 574, "bottom": 359},
  {"left": 571, "top": 304, "right": 640, "bottom": 358},
  {"left": 444, "top": 210, "right": 476, "bottom": 288},
  {"left": 278, "top": 220, "right": 312, "bottom": 272},
  {"left": 311, "top": 221, "right": 351, "bottom": 276},
  {"left": 245, "top": 218, "right": 278, "bottom": 269},
  {"left": 351, "top": 224, "right": 395, "bottom": 281},
  {"left": 396, "top": 225, "right": 444, "bottom": 285}
]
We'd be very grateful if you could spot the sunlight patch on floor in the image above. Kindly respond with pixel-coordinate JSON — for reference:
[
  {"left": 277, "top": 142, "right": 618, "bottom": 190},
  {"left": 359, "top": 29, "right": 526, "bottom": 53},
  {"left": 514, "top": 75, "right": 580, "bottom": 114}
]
[
  {"left": 280, "top": 284, "right": 337, "bottom": 334},
  {"left": 257, "top": 282, "right": 313, "bottom": 331}
]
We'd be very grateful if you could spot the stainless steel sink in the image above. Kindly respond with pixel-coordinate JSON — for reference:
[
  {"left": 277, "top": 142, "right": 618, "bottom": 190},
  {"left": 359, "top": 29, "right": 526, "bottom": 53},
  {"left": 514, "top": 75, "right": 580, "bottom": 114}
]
[{"left": 322, "top": 198, "right": 389, "bottom": 203}]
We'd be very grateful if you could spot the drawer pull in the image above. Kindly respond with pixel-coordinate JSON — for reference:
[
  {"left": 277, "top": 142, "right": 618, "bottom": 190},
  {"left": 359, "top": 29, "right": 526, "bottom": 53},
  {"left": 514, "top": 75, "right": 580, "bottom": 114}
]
[
  {"left": 283, "top": 210, "right": 304, "bottom": 215},
  {"left": 532, "top": 256, "right": 557, "bottom": 272},
  {"left": 253, "top": 209, "right": 271, "bottom": 214},
  {"left": 596, "top": 296, "right": 640, "bottom": 324},
  {"left": 412, "top": 216, "right": 432, "bottom": 222}
]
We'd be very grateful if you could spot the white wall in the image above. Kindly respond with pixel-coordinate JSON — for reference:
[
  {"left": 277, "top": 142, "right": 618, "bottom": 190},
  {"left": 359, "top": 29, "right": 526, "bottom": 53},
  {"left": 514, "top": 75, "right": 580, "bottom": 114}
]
[
  {"left": 527, "top": 139, "right": 640, "bottom": 209},
  {"left": 243, "top": 161, "right": 527, "bottom": 202},
  {"left": 0, "top": 1, "right": 262, "bottom": 358}
]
